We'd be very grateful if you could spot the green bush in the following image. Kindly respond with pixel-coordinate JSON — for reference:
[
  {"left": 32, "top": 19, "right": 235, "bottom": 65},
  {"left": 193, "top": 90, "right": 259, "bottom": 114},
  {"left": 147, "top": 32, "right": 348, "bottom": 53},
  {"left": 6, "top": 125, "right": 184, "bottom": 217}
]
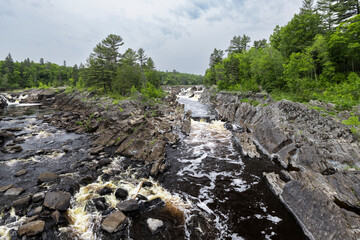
[
  {"left": 342, "top": 113, "right": 360, "bottom": 135},
  {"left": 140, "top": 83, "right": 164, "bottom": 99}
]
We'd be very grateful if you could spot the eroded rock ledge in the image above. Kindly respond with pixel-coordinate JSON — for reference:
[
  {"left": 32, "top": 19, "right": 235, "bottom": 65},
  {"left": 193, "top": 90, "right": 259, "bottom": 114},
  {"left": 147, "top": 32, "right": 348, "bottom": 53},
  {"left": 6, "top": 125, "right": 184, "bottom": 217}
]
[{"left": 201, "top": 88, "right": 360, "bottom": 240}]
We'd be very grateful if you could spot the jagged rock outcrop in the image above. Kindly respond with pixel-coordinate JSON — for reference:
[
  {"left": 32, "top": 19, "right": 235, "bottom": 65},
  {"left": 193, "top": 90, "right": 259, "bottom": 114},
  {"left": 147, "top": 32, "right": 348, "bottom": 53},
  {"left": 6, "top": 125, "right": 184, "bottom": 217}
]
[
  {"left": 0, "top": 94, "right": 8, "bottom": 108},
  {"left": 201, "top": 88, "right": 360, "bottom": 239},
  {"left": 39, "top": 89, "right": 188, "bottom": 176}
]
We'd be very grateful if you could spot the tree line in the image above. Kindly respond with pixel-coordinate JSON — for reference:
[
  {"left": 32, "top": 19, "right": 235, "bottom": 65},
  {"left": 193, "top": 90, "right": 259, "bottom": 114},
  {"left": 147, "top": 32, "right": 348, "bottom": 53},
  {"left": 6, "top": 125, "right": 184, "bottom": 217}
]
[
  {"left": 204, "top": 0, "right": 360, "bottom": 109},
  {"left": 0, "top": 34, "right": 203, "bottom": 94},
  {"left": 0, "top": 55, "right": 74, "bottom": 90}
]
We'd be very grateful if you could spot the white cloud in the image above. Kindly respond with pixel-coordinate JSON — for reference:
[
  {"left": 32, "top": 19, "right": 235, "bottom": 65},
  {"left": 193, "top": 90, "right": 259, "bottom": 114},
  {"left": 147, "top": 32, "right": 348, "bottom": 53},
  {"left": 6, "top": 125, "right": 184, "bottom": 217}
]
[{"left": 0, "top": 0, "right": 302, "bottom": 74}]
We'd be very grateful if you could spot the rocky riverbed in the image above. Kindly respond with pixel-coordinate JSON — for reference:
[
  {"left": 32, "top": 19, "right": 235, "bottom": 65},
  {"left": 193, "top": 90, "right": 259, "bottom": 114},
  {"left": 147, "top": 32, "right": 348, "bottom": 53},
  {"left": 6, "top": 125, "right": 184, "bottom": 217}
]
[
  {"left": 200, "top": 87, "right": 360, "bottom": 240},
  {"left": 0, "top": 88, "right": 192, "bottom": 239},
  {"left": 2, "top": 86, "right": 358, "bottom": 239}
]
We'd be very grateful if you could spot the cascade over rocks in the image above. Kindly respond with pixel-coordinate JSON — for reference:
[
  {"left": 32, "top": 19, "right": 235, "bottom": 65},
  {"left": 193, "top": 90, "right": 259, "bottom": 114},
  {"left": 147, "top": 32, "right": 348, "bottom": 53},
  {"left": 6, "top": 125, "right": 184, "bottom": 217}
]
[{"left": 201, "top": 88, "right": 360, "bottom": 239}]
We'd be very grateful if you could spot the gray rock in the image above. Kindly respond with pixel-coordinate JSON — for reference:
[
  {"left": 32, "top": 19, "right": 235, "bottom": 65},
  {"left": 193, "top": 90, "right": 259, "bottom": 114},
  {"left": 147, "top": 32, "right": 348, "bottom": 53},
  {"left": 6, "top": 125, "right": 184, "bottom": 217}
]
[
  {"left": 27, "top": 206, "right": 42, "bottom": 217},
  {"left": 0, "top": 130, "right": 15, "bottom": 145},
  {"left": 43, "top": 191, "right": 71, "bottom": 211},
  {"left": 13, "top": 196, "right": 31, "bottom": 209},
  {"left": 2, "top": 145, "right": 23, "bottom": 153},
  {"left": 201, "top": 90, "right": 360, "bottom": 239},
  {"left": 282, "top": 180, "right": 353, "bottom": 240},
  {"left": 6, "top": 127, "right": 23, "bottom": 132},
  {"left": 147, "top": 218, "right": 164, "bottom": 234},
  {"left": 18, "top": 220, "right": 45, "bottom": 237},
  {"left": 116, "top": 200, "right": 139, "bottom": 212},
  {"left": 32, "top": 192, "right": 46, "bottom": 203},
  {"left": 0, "top": 184, "right": 15, "bottom": 192},
  {"left": 4, "top": 187, "right": 24, "bottom": 196},
  {"left": 101, "top": 211, "right": 126, "bottom": 233},
  {"left": 13, "top": 137, "right": 26, "bottom": 144},
  {"left": 98, "top": 159, "right": 111, "bottom": 167},
  {"left": 38, "top": 172, "right": 59, "bottom": 184},
  {"left": 15, "top": 169, "right": 27, "bottom": 177}
]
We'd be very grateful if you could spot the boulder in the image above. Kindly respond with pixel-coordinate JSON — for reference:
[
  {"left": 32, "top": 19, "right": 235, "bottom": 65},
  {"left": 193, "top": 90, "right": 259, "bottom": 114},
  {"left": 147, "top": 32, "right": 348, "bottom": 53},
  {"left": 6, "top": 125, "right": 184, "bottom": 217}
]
[
  {"left": 18, "top": 220, "right": 45, "bottom": 237},
  {"left": 43, "top": 191, "right": 71, "bottom": 211},
  {"left": 98, "top": 159, "right": 111, "bottom": 167},
  {"left": 4, "top": 187, "right": 24, "bottom": 196},
  {"left": 38, "top": 172, "right": 59, "bottom": 184},
  {"left": 13, "top": 196, "right": 31, "bottom": 210},
  {"left": 32, "top": 192, "right": 46, "bottom": 203},
  {"left": 101, "top": 211, "right": 127, "bottom": 233},
  {"left": 13, "top": 137, "right": 26, "bottom": 144},
  {"left": 116, "top": 200, "right": 139, "bottom": 212},
  {"left": 15, "top": 169, "right": 27, "bottom": 177},
  {"left": 93, "top": 197, "right": 108, "bottom": 211},
  {"left": 27, "top": 206, "right": 43, "bottom": 217},
  {"left": 115, "top": 188, "right": 128, "bottom": 200},
  {"left": 98, "top": 187, "right": 113, "bottom": 196},
  {"left": 0, "top": 184, "right": 15, "bottom": 192},
  {"left": 0, "top": 130, "right": 15, "bottom": 145},
  {"left": 2, "top": 145, "right": 23, "bottom": 153},
  {"left": 147, "top": 218, "right": 164, "bottom": 234}
]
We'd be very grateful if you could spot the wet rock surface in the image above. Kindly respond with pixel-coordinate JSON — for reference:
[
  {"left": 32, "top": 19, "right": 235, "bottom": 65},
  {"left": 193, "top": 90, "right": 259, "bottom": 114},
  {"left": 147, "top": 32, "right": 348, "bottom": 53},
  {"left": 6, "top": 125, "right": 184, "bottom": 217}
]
[
  {"left": 201, "top": 88, "right": 360, "bottom": 239},
  {"left": 17, "top": 220, "right": 45, "bottom": 237},
  {"left": 101, "top": 211, "right": 127, "bottom": 233},
  {"left": 43, "top": 191, "right": 71, "bottom": 211}
]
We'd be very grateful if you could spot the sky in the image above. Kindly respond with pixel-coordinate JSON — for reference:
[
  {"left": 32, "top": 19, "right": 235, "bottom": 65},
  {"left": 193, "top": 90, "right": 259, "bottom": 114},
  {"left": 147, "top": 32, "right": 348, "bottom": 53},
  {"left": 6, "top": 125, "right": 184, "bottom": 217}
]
[{"left": 0, "top": 0, "right": 302, "bottom": 75}]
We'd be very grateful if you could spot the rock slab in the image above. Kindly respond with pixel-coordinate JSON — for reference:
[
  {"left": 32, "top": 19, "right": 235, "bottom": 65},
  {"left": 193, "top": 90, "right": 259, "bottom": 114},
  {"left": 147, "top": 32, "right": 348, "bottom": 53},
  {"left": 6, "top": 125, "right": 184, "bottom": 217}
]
[
  {"left": 101, "top": 211, "right": 126, "bottom": 233},
  {"left": 18, "top": 220, "right": 45, "bottom": 237},
  {"left": 116, "top": 200, "right": 139, "bottom": 212},
  {"left": 38, "top": 172, "right": 59, "bottom": 184},
  {"left": 43, "top": 191, "right": 71, "bottom": 211}
]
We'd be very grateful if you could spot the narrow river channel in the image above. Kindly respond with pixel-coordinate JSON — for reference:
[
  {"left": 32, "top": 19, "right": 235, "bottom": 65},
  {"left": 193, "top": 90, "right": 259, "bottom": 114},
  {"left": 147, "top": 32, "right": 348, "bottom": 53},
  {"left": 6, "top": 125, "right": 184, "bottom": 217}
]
[{"left": 162, "top": 90, "right": 307, "bottom": 239}]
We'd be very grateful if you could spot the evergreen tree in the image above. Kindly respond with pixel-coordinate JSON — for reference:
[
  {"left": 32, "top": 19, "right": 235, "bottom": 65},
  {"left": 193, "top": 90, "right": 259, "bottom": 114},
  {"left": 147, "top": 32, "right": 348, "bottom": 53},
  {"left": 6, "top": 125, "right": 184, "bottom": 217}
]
[
  {"left": 122, "top": 48, "right": 138, "bottom": 66},
  {"left": 86, "top": 34, "right": 124, "bottom": 92},
  {"left": 3, "top": 53, "right": 14, "bottom": 74},
  {"left": 39, "top": 58, "right": 44, "bottom": 65},
  {"left": 72, "top": 64, "right": 79, "bottom": 83},
  {"left": 209, "top": 48, "right": 224, "bottom": 67},
  {"left": 333, "top": 0, "right": 360, "bottom": 24},
  {"left": 145, "top": 57, "right": 155, "bottom": 70},
  {"left": 226, "top": 34, "right": 251, "bottom": 54},
  {"left": 253, "top": 39, "right": 267, "bottom": 49},
  {"left": 137, "top": 48, "right": 148, "bottom": 68},
  {"left": 300, "top": 0, "right": 315, "bottom": 13},
  {"left": 317, "top": 0, "right": 336, "bottom": 31}
]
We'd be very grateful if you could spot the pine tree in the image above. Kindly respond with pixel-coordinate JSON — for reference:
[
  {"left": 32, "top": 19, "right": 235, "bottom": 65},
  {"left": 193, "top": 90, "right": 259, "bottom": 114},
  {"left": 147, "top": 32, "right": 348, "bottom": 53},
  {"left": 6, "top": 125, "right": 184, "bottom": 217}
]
[
  {"left": 226, "top": 34, "right": 251, "bottom": 54},
  {"left": 3, "top": 53, "right": 14, "bottom": 74},
  {"left": 300, "top": 0, "right": 315, "bottom": 13},
  {"left": 137, "top": 48, "right": 148, "bottom": 68},
  {"left": 333, "top": 0, "right": 360, "bottom": 24},
  {"left": 316, "top": 0, "right": 335, "bottom": 31},
  {"left": 209, "top": 48, "right": 224, "bottom": 67}
]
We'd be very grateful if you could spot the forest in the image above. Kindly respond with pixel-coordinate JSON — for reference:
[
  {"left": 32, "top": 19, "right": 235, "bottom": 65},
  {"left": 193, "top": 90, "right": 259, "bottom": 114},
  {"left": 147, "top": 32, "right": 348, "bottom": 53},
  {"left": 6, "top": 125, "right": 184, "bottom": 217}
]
[
  {"left": 204, "top": 0, "right": 360, "bottom": 109},
  {"left": 0, "top": 35, "right": 203, "bottom": 95}
]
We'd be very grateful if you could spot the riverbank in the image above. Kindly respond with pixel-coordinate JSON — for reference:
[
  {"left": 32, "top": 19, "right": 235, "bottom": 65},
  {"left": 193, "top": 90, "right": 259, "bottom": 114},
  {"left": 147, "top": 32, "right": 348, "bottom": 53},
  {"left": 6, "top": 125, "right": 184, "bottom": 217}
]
[{"left": 200, "top": 87, "right": 360, "bottom": 240}]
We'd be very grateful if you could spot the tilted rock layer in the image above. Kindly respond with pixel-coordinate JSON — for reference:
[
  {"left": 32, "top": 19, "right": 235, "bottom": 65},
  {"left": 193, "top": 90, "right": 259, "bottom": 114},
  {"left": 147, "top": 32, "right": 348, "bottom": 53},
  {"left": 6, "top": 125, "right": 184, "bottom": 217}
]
[{"left": 201, "top": 89, "right": 360, "bottom": 240}]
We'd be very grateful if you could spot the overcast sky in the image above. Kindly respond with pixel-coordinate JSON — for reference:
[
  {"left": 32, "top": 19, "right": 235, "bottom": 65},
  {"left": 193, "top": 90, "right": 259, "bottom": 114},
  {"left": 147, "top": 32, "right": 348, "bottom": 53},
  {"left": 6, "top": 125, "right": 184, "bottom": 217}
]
[{"left": 0, "top": 0, "right": 302, "bottom": 75}]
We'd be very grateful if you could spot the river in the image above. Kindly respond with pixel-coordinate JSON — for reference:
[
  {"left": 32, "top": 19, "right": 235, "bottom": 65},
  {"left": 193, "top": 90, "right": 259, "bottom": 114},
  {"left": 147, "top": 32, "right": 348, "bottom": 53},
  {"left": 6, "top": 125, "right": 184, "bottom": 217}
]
[{"left": 0, "top": 91, "right": 306, "bottom": 239}]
